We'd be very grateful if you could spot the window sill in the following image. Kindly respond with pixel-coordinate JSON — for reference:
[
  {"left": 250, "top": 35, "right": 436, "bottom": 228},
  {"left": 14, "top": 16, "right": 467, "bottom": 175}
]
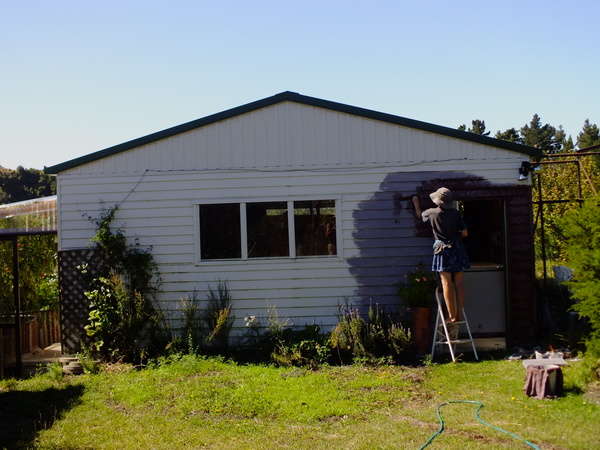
[{"left": 194, "top": 255, "right": 342, "bottom": 266}]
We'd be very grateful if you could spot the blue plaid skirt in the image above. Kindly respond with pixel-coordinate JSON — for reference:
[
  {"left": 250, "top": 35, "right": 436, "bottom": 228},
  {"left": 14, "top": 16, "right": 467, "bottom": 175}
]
[{"left": 431, "top": 239, "right": 470, "bottom": 273}]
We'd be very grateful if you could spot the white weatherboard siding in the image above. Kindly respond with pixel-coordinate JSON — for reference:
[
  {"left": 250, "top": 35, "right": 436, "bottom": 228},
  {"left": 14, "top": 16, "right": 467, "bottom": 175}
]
[
  {"left": 61, "top": 102, "right": 523, "bottom": 175},
  {"left": 59, "top": 164, "right": 525, "bottom": 333},
  {"left": 57, "top": 101, "right": 529, "bottom": 333}
]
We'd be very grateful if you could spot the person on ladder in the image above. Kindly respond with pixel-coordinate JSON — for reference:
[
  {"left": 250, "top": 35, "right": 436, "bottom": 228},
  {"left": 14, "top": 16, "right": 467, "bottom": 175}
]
[{"left": 412, "top": 187, "right": 470, "bottom": 324}]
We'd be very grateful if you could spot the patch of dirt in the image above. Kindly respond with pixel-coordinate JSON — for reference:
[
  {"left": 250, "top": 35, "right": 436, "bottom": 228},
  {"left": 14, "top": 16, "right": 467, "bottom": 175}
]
[
  {"left": 403, "top": 371, "right": 426, "bottom": 384},
  {"left": 102, "top": 362, "right": 134, "bottom": 374},
  {"left": 359, "top": 385, "right": 396, "bottom": 392},
  {"left": 318, "top": 414, "right": 349, "bottom": 423},
  {"left": 105, "top": 399, "right": 133, "bottom": 416}
]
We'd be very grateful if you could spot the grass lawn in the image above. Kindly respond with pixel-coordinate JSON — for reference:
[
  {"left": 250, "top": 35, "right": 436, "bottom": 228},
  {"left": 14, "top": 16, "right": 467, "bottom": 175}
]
[{"left": 1, "top": 356, "right": 599, "bottom": 449}]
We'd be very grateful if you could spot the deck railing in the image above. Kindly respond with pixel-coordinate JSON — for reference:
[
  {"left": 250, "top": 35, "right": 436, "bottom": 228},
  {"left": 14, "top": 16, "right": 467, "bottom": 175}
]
[{"left": 0, "top": 310, "right": 61, "bottom": 366}]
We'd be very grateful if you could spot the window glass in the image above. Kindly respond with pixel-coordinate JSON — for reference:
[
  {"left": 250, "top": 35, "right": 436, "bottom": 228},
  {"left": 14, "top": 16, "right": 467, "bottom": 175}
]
[
  {"left": 294, "top": 200, "right": 336, "bottom": 256},
  {"left": 247, "top": 202, "right": 289, "bottom": 258},
  {"left": 199, "top": 203, "right": 241, "bottom": 259}
]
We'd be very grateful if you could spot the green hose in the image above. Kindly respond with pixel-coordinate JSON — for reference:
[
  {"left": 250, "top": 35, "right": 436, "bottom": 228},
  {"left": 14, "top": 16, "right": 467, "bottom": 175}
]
[{"left": 419, "top": 400, "right": 541, "bottom": 449}]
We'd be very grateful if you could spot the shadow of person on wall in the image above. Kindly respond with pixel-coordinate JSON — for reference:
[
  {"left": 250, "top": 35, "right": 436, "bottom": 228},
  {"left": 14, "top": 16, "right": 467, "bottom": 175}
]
[
  {"left": 346, "top": 170, "right": 488, "bottom": 315},
  {"left": 0, "top": 384, "right": 84, "bottom": 448}
]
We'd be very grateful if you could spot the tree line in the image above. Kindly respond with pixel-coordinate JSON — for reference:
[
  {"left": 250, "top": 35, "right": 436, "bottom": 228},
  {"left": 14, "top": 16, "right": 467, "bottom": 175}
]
[
  {"left": 458, "top": 115, "right": 600, "bottom": 153},
  {"left": 0, "top": 166, "right": 56, "bottom": 204}
]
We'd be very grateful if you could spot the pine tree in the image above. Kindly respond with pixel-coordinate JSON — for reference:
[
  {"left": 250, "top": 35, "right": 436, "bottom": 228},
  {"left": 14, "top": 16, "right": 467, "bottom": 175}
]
[
  {"left": 555, "top": 126, "right": 575, "bottom": 152},
  {"left": 577, "top": 119, "right": 600, "bottom": 150},
  {"left": 520, "top": 113, "right": 562, "bottom": 153},
  {"left": 562, "top": 135, "right": 575, "bottom": 151},
  {"left": 560, "top": 195, "right": 600, "bottom": 345},
  {"left": 495, "top": 128, "right": 523, "bottom": 144},
  {"left": 457, "top": 119, "right": 490, "bottom": 135}
]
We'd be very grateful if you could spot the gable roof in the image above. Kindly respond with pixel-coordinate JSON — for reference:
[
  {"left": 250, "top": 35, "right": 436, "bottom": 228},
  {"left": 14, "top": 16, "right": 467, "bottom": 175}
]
[{"left": 45, "top": 91, "right": 539, "bottom": 174}]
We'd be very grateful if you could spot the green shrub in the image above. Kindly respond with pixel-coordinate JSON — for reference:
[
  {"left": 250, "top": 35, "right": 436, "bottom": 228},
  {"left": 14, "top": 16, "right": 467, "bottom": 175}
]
[
  {"left": 84, "top": 273, "right": 163, "bottom": 362},
  {"left": 83, "top": 207, "right": 170, "bottom": 363},
  {"left": 397, "top": 264, "right": 436, "bottom": 308},
  {"left": 77, "top": 352, "right": 100, "bottom": 374},
  {"left": 560, "top": 195, "right": 600, "bottom": 386},
  {"left": 269, "top": 325, "right": 331, "bottom": 369},
  {"left": 241, "top": 308, "right": 331, "bottom": 368},
  {"left": 42, "top": 362, "right": 64, "bottom": 381},
  {"left": 330, "top": 303, "right": 411, "bottom": 364},
  {"left": 560, "top": 195, "right": 600, "bottom": 342}
]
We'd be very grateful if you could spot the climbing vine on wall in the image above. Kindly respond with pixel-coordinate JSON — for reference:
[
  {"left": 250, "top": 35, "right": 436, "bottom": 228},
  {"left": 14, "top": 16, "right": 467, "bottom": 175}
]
[{"left": 83, "top": 206, "right": 169, "bottom": 362}]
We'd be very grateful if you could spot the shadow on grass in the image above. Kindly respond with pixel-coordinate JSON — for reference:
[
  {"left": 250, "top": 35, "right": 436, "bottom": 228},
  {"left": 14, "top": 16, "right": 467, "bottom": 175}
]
[{"left": 0, "top": 384, "right": 84, "bottom": 448}]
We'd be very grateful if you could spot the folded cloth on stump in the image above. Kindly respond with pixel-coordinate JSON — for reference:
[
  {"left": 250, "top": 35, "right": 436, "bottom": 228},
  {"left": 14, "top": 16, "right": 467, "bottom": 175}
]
[{"left": 524, "top": 365, "right": 564, "bottom": 399}]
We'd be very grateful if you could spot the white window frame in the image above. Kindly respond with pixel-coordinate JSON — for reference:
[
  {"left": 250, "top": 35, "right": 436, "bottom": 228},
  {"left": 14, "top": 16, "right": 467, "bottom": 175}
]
[{"left": 193, "top": 196, "right": 342, "bottom": 264}]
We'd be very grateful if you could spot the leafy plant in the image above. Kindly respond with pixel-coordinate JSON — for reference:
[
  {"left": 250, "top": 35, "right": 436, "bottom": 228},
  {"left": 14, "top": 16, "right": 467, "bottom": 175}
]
[
  {"left": 560, "top": 195, "right": 600, "bottom": 345},
  {"left": 330, "top": 303, "right": 412, "bottom": 364},
  {"left": 42, "top": 362, "right": 64, "bottom": 381},
  {"left": 0, "top": 234, "right": 58, "bottom": 314},
  {"left": 77, "top": 352, "right": 100, "bottom": 375},
  {"left": 84, "top": 273, "right": 152, "bottom": 360},
  {"left": 269, "top": 324, "right": 331, "bottom": 369},
  {"left": 557, "top": 195, "right": 600, "bottom": 388},
  {"left": 533, "top": 155, "right": 600, "bottom": 262},
  {"left": 397, "top": 265, "right": 436, "bottom": 308},
  {"left": 82, "top": 207, "right": 170, "bottom": 363}
]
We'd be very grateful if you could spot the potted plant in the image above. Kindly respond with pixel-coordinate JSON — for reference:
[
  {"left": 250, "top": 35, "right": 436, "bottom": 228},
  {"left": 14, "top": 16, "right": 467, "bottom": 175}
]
[{"left": 397, "top": 265, "right": 437, "bottom": 354}]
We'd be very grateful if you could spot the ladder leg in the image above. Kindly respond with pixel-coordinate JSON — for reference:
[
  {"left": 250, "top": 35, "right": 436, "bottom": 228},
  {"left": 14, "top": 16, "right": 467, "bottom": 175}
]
[
  {"left": 432, "top": 286, "right": 456, "bottom": 362},
  {"left": 440, "top": 314, "right": 456, "bottom": 362},
  {"left": 431, "top": 306, "right": 440, "bottom": 359},
  {"left": 462, "top": 307, "right": 479, "bottom": 361}
]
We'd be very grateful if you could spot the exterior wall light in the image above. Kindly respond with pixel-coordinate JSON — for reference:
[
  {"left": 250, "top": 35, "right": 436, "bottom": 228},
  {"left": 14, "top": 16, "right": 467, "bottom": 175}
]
[{"left": 518, "top": 161, "right": 541, "bottom": 181}]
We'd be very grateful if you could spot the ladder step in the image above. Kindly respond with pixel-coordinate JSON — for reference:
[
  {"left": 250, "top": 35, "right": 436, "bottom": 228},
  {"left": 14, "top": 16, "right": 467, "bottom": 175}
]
[
  {"left": 437, "top": 338, "right": 474, "bottom": 345},
  {"left": 438, "top": 321, "right": 467, "bottom": 327},
  {"left": 431, "top": 298, "right": 479, "bottom": 362}
]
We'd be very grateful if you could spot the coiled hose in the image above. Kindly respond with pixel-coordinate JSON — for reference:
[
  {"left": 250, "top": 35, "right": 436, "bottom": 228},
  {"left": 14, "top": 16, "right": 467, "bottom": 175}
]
[{"left": 419, "top": 400, "right": 541, "bottom": 449}]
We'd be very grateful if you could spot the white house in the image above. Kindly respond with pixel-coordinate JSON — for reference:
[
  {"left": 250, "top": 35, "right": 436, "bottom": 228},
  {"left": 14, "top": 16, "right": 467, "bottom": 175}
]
[{"left": 46, "top": 92, "right": 539, "bottom": 351}]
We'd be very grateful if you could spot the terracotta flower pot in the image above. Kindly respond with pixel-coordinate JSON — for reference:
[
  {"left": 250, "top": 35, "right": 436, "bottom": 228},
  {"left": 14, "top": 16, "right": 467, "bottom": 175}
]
[{"left": 411, "top": 307, "right": 432, "bottom": 354}]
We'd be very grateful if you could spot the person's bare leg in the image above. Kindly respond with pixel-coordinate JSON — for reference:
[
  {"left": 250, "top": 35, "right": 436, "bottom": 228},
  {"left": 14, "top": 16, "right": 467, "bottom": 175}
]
[
  {"left": 453, "top": 272, "right": 464, "bottom": 321},
  {"left": 439, "top": 272, "right": 457, "bottom": 322}
]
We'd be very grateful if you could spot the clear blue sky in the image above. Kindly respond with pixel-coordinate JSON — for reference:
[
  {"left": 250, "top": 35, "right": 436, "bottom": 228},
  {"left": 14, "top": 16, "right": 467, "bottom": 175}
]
[{"left": 1, "top": 1, "right": 598, "bottom": 169}]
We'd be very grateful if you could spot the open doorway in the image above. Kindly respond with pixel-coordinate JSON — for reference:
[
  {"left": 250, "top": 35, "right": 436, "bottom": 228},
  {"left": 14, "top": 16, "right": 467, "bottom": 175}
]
[{"left": 459, "top": 199, "right": 507, "bottom": 336}]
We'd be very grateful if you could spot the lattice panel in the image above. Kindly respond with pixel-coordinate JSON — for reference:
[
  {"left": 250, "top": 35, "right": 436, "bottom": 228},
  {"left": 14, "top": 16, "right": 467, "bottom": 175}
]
[{"left": 58, "top": 249, "right": 106, "bottom": 354}]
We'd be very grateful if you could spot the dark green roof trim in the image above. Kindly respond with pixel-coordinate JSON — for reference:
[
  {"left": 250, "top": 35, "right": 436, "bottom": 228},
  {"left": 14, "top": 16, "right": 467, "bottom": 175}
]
[{"left": 45, "top": 91, "right": 540, "bottom": 174}]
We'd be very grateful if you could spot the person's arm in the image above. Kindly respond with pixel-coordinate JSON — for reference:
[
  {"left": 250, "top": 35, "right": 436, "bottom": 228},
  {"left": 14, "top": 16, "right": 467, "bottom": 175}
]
[{"left": 412, "top": 196, "right": 427, "bottom": 221}]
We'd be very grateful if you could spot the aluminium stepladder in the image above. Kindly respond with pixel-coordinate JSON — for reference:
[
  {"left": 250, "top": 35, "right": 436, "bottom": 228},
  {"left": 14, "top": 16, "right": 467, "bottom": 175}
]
[{"left": 431, "top": 283, "right": 479, "bottom": 362}]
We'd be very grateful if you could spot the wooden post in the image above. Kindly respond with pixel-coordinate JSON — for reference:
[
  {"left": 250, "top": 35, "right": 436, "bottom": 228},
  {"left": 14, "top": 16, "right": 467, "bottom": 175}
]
[{"left": 13, "top": 237, "right": 23, "bottom": 377}]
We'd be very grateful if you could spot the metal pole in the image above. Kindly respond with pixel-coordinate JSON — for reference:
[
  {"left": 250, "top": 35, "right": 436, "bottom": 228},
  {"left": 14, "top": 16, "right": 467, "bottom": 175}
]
[
  {"left": 536, "top": 174, "right": 548, "bottom": 288},
  {"left": 576, "top": 161, "right": 583, "bottom": 205},
  {"left": 13, "top": 237, "right": 22, "bottom": 377}
]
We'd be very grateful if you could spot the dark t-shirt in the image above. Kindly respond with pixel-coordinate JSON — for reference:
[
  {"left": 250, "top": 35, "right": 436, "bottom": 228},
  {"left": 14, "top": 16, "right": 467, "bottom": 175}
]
[{"left": 421, "top": 207, "right": 466, "bottom": 242}]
